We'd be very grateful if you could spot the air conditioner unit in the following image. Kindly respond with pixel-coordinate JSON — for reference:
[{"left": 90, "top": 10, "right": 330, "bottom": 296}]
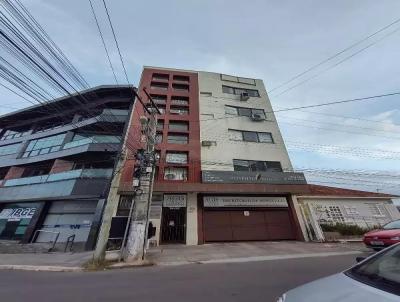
[
  {"left": 202, "top": 140, "right": 216, "bottom": 146},
  {"left": 240, "top": 92, "right": 250, "bottom": 101},
  {"left": 250, "top": 113, "right": 264, "bottom": 121},
  {"left": 132, "top": 179, "right": 140, "bottom": 187},
  {"left": 165, "top": 173, "right": 176, "bottom": 180}
]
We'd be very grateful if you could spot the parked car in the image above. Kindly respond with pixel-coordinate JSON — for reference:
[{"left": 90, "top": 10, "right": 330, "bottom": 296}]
[
  {"left": 276, "top": 243, "right": 400, "bottom": 301},
  {"left": 363, "top": 219, "right": 400, "bottom": 250}
]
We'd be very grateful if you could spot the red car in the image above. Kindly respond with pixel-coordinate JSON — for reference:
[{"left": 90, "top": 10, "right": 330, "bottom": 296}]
[{"left": 363, "top": 219, "right": 400, "bottom": 250}]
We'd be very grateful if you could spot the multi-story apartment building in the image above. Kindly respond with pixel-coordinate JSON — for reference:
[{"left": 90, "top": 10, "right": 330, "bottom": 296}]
[
  {"left": 0, "top": 85, "right": 134, "bottom": 251},
  {"left": 116, "top": 67, "right": 309, "bottom": 247}
]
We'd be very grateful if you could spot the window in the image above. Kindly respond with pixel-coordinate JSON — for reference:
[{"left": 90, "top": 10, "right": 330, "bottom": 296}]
[
  {"left": 169, "top": 121, "right": 189, "bottom": 131},
  {"left": 368, "top": 204, "right": 386, "bottom": 217},
  {"left": 167, "top": 133, "right": 188, "bottom": 144},
  {"left": 200, "top": 92, "right": 212, "bottom": 96},
  {"left": 164, "top": 167, "right": 188, "bottom": 181},
  {"left": 116, "top": 195, "right": 134, "bottom": 216},
  {"left": 170, "top": 107, "right": 189, "bottom": 115},
  {"left": 152, "top": 73, "right": 169, "bottom": 81},
  {"left": 150, "top": 82, "right": 168, "bottom": 90},
  {"left": 166, "top": 152, "right": 188, "bottom": 164},
  {"left": 222, "top": 85, "right": 259, "bottom": 97},
  {"left": 156, "top": 120, "right": 164, "bottom": 131},
  {"left": 172, "top": 83, "right": 189, "bottom": 92},
  {"left": 146, "top": 104, "right": 165, "bottom": 114},
  {"left": 225, "top": 105, "right": 266, "bottom": 119},
  {"left": 0, "top": 143, "right": 21, "bottom": 157},
  {"left": 22, "top": 133, "right": 66, "bottom": 157},
  {"left": 1, "top": 129, "right": 30, "bottom": 141},
  {"left": 155, "top": 133, "right": 163, "bottom": 144},
  {"left": 173, "top": 75, "right": 189, "bottom": 82},
  {"left": 151, "top": 95, "right": 167, "bottom": 105},
  {"left": 0, "top": 168, "right": 9, "bottom": 180},
  {"left": 220, "top": 74, "right": 256, "bottom": 85},
  {"left": 242, "top": 131, "right": 258, "bottom": 142},
  {"left": 344, "top": 206, "right": 359, "bottom": 215},
  {"left": 21, "top": 163, "right": 52, "bottom": 178},
  {"left": 233, "top": 159, "right": 282, "bottom": 172},
  {"left": 171, "top": 96, "right": 189, "bottom": 106},
  {"left": 228, "top": 129, "right": 274, "bottom": 143}
]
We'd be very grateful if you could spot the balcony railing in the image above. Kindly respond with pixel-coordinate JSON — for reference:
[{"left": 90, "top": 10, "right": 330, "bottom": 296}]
[
  {"left": 3, "top": 168, "right": 113, "bottom": 187},
  {"left": 63, "top": 135, "right": 121, "bottom": 150}
]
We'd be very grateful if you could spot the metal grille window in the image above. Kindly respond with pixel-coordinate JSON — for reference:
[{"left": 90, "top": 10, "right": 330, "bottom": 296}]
[
  {"left": 228, "top": 129, "right": 273, "bottom": 143},
  {"left": 156, "top": 120, "right": 164, "bottom": 131},
  {"left": 164, "top": 167, "right": 188, "bottom": 181},
  {"left": 155, "top": 133, "right": 163, "bottom": 144},
  {"left": 170, "top": 107, "right": 189, "bottom": 115},
  {"left": 172, "top": 83, "right": 189, "bottom": 92},
  {"left": 166, "top": 152, "right": 188, "bottom": 164},
  {"left": 171, "top": 97, "right": 189, "bottom": 106},
  {"left": 222, "top": 85, "right": 259, "bottom": 97},
  {"left": 150, "top": 82, "right": 168, "bottom": 90},
  {"left": 173, "top": 75, "right": 189, "bottom": 82},
  {"left": 167, "top": 133, "right": 188, "bottom": 144},
  {"left": 225, "top": 105, "right": 266, "bottom": 119},
  {"left": 116, "top": 195, "right": 134, "bottom": 216},
  {"left": 22, "top": 133, "right": 66, "bottom": 158},
  {"left": 151, "top": 95, "right": 167, "bottom": 105},
  {"left": 0, "top": 142, "right": 21, "bottom": 157},
  {"left": 233, "top": 159, "right": 282, "bottom": 172},
  {"left": 169, "top": 121, "right": 189, "bottom": 131},
  {"left": 152, "top": 73, "right": 169, "bottom": 81}
]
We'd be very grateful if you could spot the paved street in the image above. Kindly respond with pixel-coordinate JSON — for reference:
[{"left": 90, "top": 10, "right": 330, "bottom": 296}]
[{"left": 0, "top": 254, "right": 361, "bottom": 302}]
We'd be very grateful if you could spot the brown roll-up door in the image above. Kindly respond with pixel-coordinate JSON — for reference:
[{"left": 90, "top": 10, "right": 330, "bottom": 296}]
[{"left": 203, "top": 209, "right": 295, "bottom": 242}]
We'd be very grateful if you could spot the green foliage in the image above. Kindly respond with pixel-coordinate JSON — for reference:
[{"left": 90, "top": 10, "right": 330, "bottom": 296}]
[{"left": 320, "top": 223, "right": 370, "bottom": 236}]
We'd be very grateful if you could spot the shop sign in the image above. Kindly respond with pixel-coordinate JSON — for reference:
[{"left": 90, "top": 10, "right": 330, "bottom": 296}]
[
  {"left": 203, "top": 196, "right": 288, "bottom": 208},
  {"left": 0, "top": 207, "right": 36, "bottom": 221},
  {"left": 163, "top": 194, "right": 187, "bottom": 208},
  {"left": 202, "top": 171, "right": 307, "bottom": 184}
]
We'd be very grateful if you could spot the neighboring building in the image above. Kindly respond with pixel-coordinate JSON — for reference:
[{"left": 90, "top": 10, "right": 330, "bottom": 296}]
[
  {"left": 296, "top": 185, "right": 400, "bottom": 241},
  {"left": 0, "top": 85, "right": 134, "bottom": 250},
  {"left": 117, "top": 67, "right": 309, "bottom": 247}
]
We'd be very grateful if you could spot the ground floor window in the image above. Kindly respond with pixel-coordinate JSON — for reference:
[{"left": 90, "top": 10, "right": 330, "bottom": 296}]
[{"left": 0, "top": 202, "right": 41, "bottom": 240}]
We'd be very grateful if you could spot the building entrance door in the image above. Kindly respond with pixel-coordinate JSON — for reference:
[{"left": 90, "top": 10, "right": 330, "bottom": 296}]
[{"left": 161, "top": 207, "right": 186, "bottom": 244}]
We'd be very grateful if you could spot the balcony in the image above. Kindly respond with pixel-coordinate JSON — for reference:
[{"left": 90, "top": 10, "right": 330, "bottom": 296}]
[
  {"left": 0, "top": 168, "right": 113, "bottom": 202},
  {"left": 0, "top": 109, "right": 128, "bottom": 146}
]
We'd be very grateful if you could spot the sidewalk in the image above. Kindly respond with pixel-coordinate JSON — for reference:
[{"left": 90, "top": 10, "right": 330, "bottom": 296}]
[
  {"left": 0, "top": 251, "right": 93, "bottom": 272},
  {"left": 146, "top": 241, "right": 369, "bottom": 266}
]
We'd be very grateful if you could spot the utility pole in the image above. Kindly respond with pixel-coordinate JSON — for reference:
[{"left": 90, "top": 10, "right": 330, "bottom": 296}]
[{"left": 123, "top": 89, "right": 159, "bottom": 262}]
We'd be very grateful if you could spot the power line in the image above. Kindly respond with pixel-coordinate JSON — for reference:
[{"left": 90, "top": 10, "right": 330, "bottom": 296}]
[
  {"left": 200, "top": 91, "right": 400, "bottom": 124},
  {"left": 271, "top": 25, "right": 400, "bottom": 98},
  {"left": 88, "top": 0, "right": 119, "bottom": 85},
  {"left": 101, "top": 0, "right": 130, "bottom": 84},
  {"left": 268, "top": 16, "right": 400, "bottom": 93}
]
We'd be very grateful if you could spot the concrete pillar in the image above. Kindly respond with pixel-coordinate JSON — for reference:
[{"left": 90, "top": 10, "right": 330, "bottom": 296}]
[
  {"left": 290, "top": 195, "right": 309, "bottom": 242},
  {"left": 50, "top": 159, "right": 74, "bottom": 174},
  {"left": 93, "top": 157, "right": 125, "bottom": 260},
  {"left": 186, "top": 193, "right": 198, "bottom": 245}
]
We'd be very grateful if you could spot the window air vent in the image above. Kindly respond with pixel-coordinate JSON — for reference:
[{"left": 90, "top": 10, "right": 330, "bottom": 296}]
[
  {"left": 240, "top": 92, "right": 250, "bottom": 101},
  {"left": 250, "top": 113, "right": 264, "bottom": 121}
]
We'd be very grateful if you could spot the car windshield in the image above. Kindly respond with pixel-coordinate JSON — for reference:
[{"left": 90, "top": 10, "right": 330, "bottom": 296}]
[
  {"left": 346, "top": 244, "right": 400, "bottom": 296},
  {"left": 383, "top": 220, "right": 400, "bottom": 230}
]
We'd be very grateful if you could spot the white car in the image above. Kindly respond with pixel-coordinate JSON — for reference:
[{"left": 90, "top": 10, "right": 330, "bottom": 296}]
[{"left": 277, "top": 243, "right": 400, "bottom": 302}]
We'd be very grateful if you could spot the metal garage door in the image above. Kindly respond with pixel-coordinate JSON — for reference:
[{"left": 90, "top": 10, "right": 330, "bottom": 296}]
[
  {"left": 203, "top": 209, "right": 296, "bottom": 242},
  {"left": 36, "top": 200, "right": 97, "bottom": 243}
]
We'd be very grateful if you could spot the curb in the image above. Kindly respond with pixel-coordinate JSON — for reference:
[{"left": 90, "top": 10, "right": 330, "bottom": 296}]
[
  {"left": 0, "top": 265, "right": 83, "bottom": 272},
  {"left": 156, "top": 251, "right": 362, "bottom": 266}
]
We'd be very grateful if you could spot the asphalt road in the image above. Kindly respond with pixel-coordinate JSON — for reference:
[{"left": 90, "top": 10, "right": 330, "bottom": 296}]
[{"left": 0, "top": 254, "right": 360, "bottom": 302}]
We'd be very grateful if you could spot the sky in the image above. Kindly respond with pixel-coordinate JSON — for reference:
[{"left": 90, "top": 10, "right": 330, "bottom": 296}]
[{"left": 1, "top": 0, "right": 400, "bottom": 198}]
